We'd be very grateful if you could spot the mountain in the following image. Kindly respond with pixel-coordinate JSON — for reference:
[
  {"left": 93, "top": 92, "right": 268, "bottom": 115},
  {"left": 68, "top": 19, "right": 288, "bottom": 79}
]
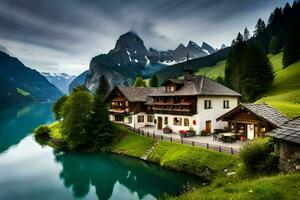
[
  {"left": 69, "top": 70, "right": 90, "bottom": 92},
  {"left": 0, "top": 50, "right": 63, "bottom": 104},
  {"left": 42, "top": 72, "right": 76, "bottom": 94},
  {"left": 201, "top": 42, "right": 216, "bottom": 54},
  {"left": 86, "top": 31, "right": 215, "bottom": 91}
]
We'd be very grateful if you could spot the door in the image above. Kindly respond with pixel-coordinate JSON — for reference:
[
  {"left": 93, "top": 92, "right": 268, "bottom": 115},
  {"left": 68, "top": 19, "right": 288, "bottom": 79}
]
[
  {"left": 158, "top": 117, "right": 163, "bottom": 130},
  {"left": 205, "top": 120, "right": 211, "bottom": 133},
  {"left": 247, "top": 124, "right": 254, "bottom": 140}
]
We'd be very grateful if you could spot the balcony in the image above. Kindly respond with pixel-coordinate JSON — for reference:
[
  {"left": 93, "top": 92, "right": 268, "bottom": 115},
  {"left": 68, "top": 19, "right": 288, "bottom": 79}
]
[{"left": 152, "top": 102, "right": 196, "bottom": 116}]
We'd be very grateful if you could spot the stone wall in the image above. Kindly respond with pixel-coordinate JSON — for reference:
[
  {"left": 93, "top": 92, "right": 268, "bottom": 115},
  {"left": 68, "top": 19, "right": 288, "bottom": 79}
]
[{"left": 279, "top": 141, "right": 300, "bottom": 173}]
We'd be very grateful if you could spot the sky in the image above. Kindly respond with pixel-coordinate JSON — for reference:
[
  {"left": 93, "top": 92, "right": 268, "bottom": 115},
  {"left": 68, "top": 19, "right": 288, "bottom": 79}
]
[{"left": 0, "top": 0, "right": 294, "bottom": 75}]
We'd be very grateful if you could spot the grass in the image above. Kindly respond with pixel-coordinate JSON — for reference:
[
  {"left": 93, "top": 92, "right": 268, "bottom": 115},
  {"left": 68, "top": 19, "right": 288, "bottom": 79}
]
[
  {"left": 171, "top": 172, "right": 300, "bottom": 200},
  {"left": 16, "top": 87, "right": 30, "bottom": 96},
  {"left": 147, "top": 141, "right": 240, "bottom": 181},
  {"left": 194, "top": 60, "right": 226, "bottom": 79},
  {"left": 112, "top": 125, "right": 156, "bottom": 157},
  {"left": 257, "top": 52, "right": 300, "bottom": 118}
]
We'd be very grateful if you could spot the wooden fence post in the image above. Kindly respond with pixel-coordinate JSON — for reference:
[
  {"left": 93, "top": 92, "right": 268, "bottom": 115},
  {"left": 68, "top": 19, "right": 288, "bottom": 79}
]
[
  {"left": 207, "top": 143, "right": 209, "bottom": 149},
  {"left": 192, "top": 141, "right": 194, "bottom": 146},
  {"left": 181, "top": 139, "right": 183, "bottom": 144},
  {"left": 170, "top": 137, "right": 172, "bottom": 142},
  {"left": 161, "top": 135, "right": 163, "bottom": 140},
  {"left": 147, "top": 132, "right": 149, "bottom": 137},
  {"left": 219, "top": 146, "right": 221, "bottom": 152},
  {"left": 231, "top": 148, "right": 233, "bottom": 154},
  {"left": 153, "top": 131, "right": 155, "bottom": 138}
]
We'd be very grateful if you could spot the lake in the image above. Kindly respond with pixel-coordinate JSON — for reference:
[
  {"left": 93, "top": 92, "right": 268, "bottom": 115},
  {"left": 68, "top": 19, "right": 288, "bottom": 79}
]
[{"left": 0, "top": 103, "right": 200, "bottom": 200}]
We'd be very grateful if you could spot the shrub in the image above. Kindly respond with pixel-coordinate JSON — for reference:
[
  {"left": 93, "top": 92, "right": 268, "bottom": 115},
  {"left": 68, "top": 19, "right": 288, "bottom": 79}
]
[
  {"left": 34, "top": 125, "right": 51, "bottom": 137},
  {"left": 240, "top": 138, "right": 278, "bottom": 174}
]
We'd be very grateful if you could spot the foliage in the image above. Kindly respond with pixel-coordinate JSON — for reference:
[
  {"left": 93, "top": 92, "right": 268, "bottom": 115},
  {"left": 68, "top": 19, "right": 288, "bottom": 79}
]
[
  {"left": 89, "top": 77, "right": 114, "bottom": 149},
  {"left": 243, "top": 27, "right": 250, "bottom": 41},
  {"left": 52, "top": 95, "right": 68, "bottom": 120},
  {"left": 71, "top": 85, "right": 89, "bottom": 93},
  {"left": 269, "top": 36, "right": 281, "bottom": 55},
  {"left": 48, "top": 121, "right": 63, "bottom": 140},
  {"left": 61, "top": 90, "right": 93, "bottom": 149},
  {"left": 133, "top": 76, "right": 147, "bottom": 87},
  {"left": 240, "top": 138, "right": 278, "bottom": 174},
  {"left": 149, "top": 74, "right": 159, "bottom": 87},
  {"left": 34, "top": 125, "right": 51, "bottom": 137},
  {"left": 253, "top": 18, "right": 266, "bottom": 37}
]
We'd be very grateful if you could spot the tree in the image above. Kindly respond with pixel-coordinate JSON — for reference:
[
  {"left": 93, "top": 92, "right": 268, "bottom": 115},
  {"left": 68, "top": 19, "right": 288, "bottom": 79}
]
[
  {"left": 253, "top": 18, "right": 266, "bottom": 36},
  {"left": 269, "top": 36, "right": 281, "bottom": 55},
  {"left": 241, "top": 44, "right": 274, "bottom": 101},
  {"left": 89, "top": 78, "right": 114, "bottom": 148},
  {"left": 72, "top": 85, "right": 89, "bottom": 93},
  {"left": 97, "top": 75, "right": 110, "bottom": 97},
  {"left": 52, "top": 95, "right": 68, "bottom": 120},
  {"left": 61, "top": 91, "right": 93, "bottom": 149},
  {"left": 133, "top": 76, "right": 147, "bottom": 87},
  {"left": 243, "top": 27, "right": 251, "bottom": 41},
  {"left": 149, "top": 75, "right": 159, "bottom": 87}
]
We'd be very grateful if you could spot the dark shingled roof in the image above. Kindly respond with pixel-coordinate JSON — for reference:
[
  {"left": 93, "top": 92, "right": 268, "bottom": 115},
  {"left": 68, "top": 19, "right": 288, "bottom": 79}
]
[
  {"left": 116, "top": 86, "right": 164, "bottom": 102},
  {"left": 151, "top": 76, "right": 241, "bottom": 97},
  {"left": 217, "top": 103, "right": 289, "bottom": 127},
  {"left": 243, "top": 104, "right": 289, "bottom": 127},
  {"left": 267, "top": 117, "right": 300, "bottom": 144}
]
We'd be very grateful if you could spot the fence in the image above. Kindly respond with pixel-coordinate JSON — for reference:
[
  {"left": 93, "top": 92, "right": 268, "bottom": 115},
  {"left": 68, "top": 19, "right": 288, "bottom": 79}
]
[{"left": 124, "top": 125, "right": 240, "bottom": 155}]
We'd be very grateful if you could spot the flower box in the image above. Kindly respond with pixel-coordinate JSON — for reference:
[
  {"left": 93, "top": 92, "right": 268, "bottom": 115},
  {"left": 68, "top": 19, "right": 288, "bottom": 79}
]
[
  {"left": 163, "top": 127, "right": 172, "bottom": 134},
  {"left": 179, "top": 130, "right": 187, "bottom": 138}
]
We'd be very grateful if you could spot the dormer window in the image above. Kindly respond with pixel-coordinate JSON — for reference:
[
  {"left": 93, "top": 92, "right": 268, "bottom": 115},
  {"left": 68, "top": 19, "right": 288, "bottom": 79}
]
[{"left": 166, "top": 86, "right": 175, "bottom": 92}]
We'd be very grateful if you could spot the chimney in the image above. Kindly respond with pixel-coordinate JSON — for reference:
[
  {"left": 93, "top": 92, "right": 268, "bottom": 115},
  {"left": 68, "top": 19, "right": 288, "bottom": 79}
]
[{"left": 183, "top": 52, "right": 194, "bottom": 81}]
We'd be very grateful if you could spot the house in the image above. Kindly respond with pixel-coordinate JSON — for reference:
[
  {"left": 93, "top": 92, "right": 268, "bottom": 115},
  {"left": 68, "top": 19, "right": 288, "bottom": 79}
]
[
  {"left": 267, "top": 117, "right": 300, "bottom": 173},
  {"left": 106, "top": 67, "right": 241, "bottom": 135},
  {"left": 217, "top": 103, "right": 289, "bottom": 140}
]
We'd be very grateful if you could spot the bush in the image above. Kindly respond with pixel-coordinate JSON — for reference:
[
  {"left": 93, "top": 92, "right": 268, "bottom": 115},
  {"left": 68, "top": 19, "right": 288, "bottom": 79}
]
[
  {"left": 34, "top": 125, "right": 51, "bottom": 137},
  {"left": 240, "top": 138, "right": 278, "bottom": 174}
]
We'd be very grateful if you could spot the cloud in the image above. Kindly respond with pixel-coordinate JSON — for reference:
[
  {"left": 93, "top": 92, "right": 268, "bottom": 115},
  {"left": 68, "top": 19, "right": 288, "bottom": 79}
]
[{"left": 0, "top": 0, "right": 293, "bottom": 75}]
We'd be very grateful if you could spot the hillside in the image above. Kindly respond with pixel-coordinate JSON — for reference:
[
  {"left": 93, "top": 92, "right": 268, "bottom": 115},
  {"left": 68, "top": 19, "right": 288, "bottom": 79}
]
[
  {"left": 257, "top": 53, "right": 300, "bottom": 118},
  {"left": 0, "top": 51, "right": 63, "bottom": 104},
  {"left": 192, "top": 52, "right": 300, "bottom": 118}
]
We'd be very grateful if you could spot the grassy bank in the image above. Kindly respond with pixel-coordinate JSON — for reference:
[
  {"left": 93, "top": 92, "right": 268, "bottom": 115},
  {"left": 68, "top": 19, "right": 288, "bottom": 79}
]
[{"left": 171, "top": 172, "right": 300, "bottom": 200}]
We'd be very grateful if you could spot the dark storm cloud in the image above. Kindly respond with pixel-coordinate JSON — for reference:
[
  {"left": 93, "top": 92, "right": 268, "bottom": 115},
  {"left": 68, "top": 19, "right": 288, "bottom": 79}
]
[{"left": 0, "top": 0, "right": 293, "bottom": 74}]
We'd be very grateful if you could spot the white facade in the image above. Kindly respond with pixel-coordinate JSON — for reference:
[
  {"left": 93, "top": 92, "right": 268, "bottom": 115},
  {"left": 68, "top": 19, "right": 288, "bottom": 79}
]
[{"left": 110, "top": 96, "right": 239, "bottom": 135}]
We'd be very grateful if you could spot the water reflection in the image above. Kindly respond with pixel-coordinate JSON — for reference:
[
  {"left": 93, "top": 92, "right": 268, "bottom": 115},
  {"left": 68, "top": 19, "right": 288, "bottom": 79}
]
[
  {"left": 0, "top": 103, "right": 53, "bottom": 154},
  {"left": 53, "top": 151, "right": 200, "bottom": 199}
]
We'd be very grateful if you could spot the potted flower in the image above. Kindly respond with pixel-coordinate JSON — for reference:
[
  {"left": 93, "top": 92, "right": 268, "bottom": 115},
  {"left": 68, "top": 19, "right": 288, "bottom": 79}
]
[
  {"left": 186, "top": 127, "right": 195, "bottom": 137},
  {"left": 179, "top": 130, "right": 187, "bottom": 138},
  {"left": 200, "top": 129, "right": 207, "bottom": 136},
  {"left": 163, "top": 126, "right": 172, "bottom": 134}
]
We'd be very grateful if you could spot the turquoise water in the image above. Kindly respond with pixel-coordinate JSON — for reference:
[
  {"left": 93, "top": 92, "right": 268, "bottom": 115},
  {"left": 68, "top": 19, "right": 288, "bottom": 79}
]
[{"left": 0, "top": 103, "right": 200, "bottom": 200}]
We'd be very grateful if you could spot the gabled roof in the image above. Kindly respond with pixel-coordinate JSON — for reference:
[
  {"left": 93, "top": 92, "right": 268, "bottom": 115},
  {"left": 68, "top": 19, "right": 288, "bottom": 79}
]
[
  {"left": 217, "top": 103, "right": 289, "bottom": 127},
  {"left": 108, "top": 85, "right": 164, "bottom": 102},
  {"left": 150, "top": 76, "right": 241, "bottom": 97},
  {"left": 162, "top": 79, "right": 184, "bottom": 85},
  {"left": 267, "top": 117, "right": 300, "bottom": 144}
]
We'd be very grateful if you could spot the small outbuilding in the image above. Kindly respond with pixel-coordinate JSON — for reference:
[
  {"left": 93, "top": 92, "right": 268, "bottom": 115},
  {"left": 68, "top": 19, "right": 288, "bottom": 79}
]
[
  {"left": 268, "top": 117, "right": 300, "bottom": 173},
  {"left": 217, "top": 103, "right": 289, "bottom": 140}
]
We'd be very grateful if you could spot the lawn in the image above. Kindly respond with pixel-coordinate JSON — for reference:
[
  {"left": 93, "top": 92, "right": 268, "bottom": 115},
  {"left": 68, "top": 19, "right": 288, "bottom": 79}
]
[
  {"left": 147, "top": 141, "right": 239, "bottom": 181},
  {"left": 171, "top": 172, "right": 300, "bottom": 200},
  {"left": 257, "top": 53, "right": 300, "bottom": 118},
  {"left": 112, "top": 125, "right": 156, "bottom": 157}
]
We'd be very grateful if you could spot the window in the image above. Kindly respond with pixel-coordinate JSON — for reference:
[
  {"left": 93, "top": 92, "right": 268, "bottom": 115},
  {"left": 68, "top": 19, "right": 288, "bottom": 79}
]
[
  {"left": 204, "top": 100, "right": 212, "bottom": 109},
  {"left": 147, "top": 115, "right": 154, "bottom": 122},
  {"left": 184, "top": 118, "right": 189, "bottom": 126},
  {"left": 166, "top": 86, "right": 175, "bottom": 92},
  {"left": 164, "top": 117, "right": 168, "bottom": 125},
  {"left": 138, "top": 115, "right": 144, "bottom": 123},
  {"left": 173, "top": 117, "right": 182, "bottom": 126},
  {"left": 223, "top": 100, "right": 230, "bottom": 109}
]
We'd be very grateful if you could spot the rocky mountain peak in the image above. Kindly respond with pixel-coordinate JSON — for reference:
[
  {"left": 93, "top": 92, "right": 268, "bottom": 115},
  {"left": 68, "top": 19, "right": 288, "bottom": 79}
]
[
  {"left": 187, "top": 40, "right": 200, "bottom": 48},
  {"left": 201, "top": 42, "right": 216, "bottom": 54}
]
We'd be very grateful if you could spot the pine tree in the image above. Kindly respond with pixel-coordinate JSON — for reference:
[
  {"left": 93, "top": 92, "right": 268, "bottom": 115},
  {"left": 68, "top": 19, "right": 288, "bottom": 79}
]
[
  {"left": 149, "top": 75, "right": 159, "bottom": 87},
  {"left": 89, "top": 78, "right": 114, "bottom": 148},
  {"left": 243, "top": 27, "right": 251, "bottom": 41},
  {"left": 98, "top": 75, "right": 110, "bottom": 97},
  {"left": 52, "top": 95, "right": 68, "bottom": 120},
  {"left": 269, "top": 36, "right": 281, "bottom": 55},
  {"left": 253, "top": 18, "right": 266, "bottom": 36},
  {"left": 134, "top": 76, "right": 147, "bottom": 87}
]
